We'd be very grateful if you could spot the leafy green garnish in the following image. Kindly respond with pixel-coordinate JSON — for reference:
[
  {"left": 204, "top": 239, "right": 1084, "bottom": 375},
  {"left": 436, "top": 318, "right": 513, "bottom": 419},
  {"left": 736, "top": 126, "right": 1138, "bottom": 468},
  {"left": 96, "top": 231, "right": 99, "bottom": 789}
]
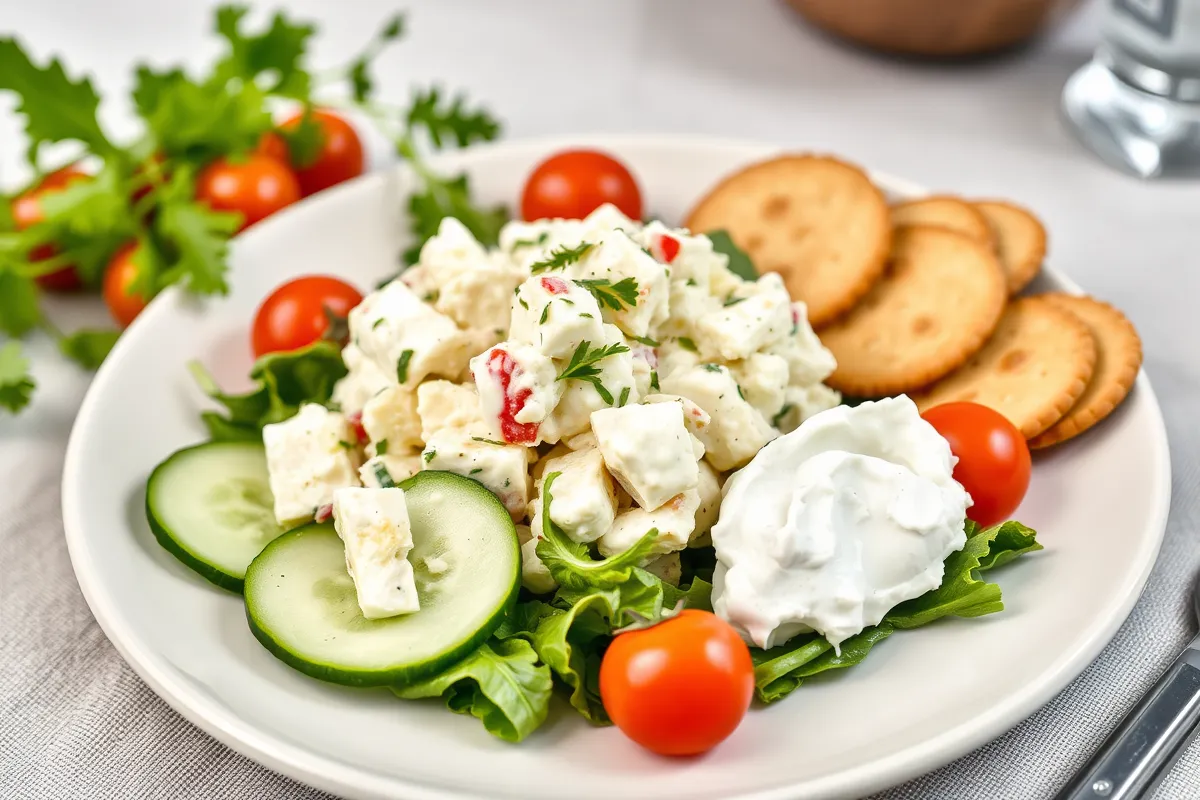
[
  {"left": 189, "top": 340, "right": 347, "bottom": 441},
  {"left": 677, "top": 337, "right": 697, "bottom": 352},
  {"left": 751, "top": 520, "right": 1041, "bottom": 703},
  {"left": 555, "top": 340, "right": 629, "bottom": 405},
  {"left": 706, "top": 229, "right": 758, "bottom": 281},
  {"left": 575, "top": 277, "right": 638, "bottom": 311},
  {"left": 406, "top": 86, "right": 501, "bottom": 149},
  {"left": 630, "top": 335, "right": 659, "bottom": 347},
  {"left": 396, "top": 349, "right": 414, "bottom": 384},
  {"left": 529, "top": 242, "right": 593, "bottom": 275},
  {"left": 393, "top": 638, "right": 552, "bottom": 743},
  {"left": 58, "top": 329, "right": 121, "bottom": 369},
  {"left": 0, "top": 341, "right": 36, "bottom": 413}
]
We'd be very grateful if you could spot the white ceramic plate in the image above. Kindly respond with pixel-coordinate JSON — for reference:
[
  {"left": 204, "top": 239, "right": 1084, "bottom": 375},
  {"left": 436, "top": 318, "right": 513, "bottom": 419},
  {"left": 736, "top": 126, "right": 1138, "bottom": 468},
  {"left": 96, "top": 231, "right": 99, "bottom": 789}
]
[{"left": 63, "top": 136, "right": 1171, "bottom": 800}]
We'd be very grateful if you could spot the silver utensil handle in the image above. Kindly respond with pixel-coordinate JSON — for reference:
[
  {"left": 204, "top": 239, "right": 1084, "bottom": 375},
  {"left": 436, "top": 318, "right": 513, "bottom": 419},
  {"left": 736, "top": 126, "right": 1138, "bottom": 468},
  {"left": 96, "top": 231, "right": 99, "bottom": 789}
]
[{"left": 1056, "top": 648, "right": 1200, "bottom": 800}]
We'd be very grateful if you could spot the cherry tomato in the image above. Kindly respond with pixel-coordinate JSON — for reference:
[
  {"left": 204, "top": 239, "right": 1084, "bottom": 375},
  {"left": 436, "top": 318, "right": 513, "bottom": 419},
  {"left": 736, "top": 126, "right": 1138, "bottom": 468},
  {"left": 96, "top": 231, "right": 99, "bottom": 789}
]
[
  {"left": 102, "top": 243, "right": 150, "bottom": 329},
  {"left": 255, "top": 131, "right": 290, "bottom": 164},
  {"left": 921, "top": 402, "right": 1032, "bottom": 527},
  {"left": 195, "top": 154, "right": 301, "bottom": 231},
  {"left": 521, "top": 149, "right": 642, "bottom": 221},
  {"left": 252, "top": 275, "right": 363, "bottom": 358},
  {"left": 600, "top": 609, "right": 753, "bottom": 756},
  {"left": 10, "top": 165, "right": 91, "bottom": 291},
  {"left": 279, "top": 109, "right": 365, "bottom": 197}
]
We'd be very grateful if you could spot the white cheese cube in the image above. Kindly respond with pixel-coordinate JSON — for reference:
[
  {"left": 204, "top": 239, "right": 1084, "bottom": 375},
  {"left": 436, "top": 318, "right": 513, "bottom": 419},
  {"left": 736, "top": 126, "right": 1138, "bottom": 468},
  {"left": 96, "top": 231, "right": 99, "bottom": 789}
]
[
  {"left": 661, "top": 364, "right": 778, "bottom": 471},
  {"left": 774, "top": 383, "right": 843, "bottom": 434},
  {"left": 535, "top": 447, "right": 617, "bottom": 543},
  {"left": 349, "top": 279, "right": 471, "bottom": 389},
  {"left": 764, "top": 301, "right": 838, "bottom": 386},
  {"left": 358, "top": 452, "right": 423, "bottom": 488},
  {"left": 642, "top": 392, "right": 712, "bottom": 437},
  {"left": 332, "top": 487, "right": 419, "bottom": 619},
  {"left": 564, "top": 230, "right": 669, "bottom": 339},
  {"left": 538, "top": 324, "right": 639, "bottom": 444},
  {"left": 263, "top": 404, "right": 362, "bottom": 528},
  {"left": 659, "top": 278, "right": 722, "bottom": 340},
  {"left": 421, "top": 432, "right": 531, "bottom": 521},
  {"left": 693, "top": 272, "right": 793, "bottom": 362},
  {"left": 657, "top": 336, "right": 702, "bottom": 380},
  {"left": 728, "top": 353, "right": 790, "bottom": 421},
  {"left": 413, "top": 217, "right": 490, "bottom": 273},
  {"left": 416, "top": 380, "right": 489, "bottom": 440},
  {"left": 332, "top": 344, "right": 392, "bottom": 416},
  {"left": 691, "top": 459, "right": 723, "bottom": 547},
  {"left": 597, "top": 489, "right": 701, "bottom": 559},
  {"left": 581, "top": 203, "right": 639, "bottom": 238},
  {"left": 591, "top": 402, "right": 699, "bottom": 511},
  {"left": 565, "top": 430, "right": 598, "bottom": 451},
  {"left": 434, "top": 267, "right": 521, "bottom": 338},
  {"left": 471, "top": 343, "right": 563, "bottom": 445},
  {"left": 530, "top": 443, "right": 572, "bottom": 482},
  {"left": 509, "top": 275, "right": 605, "bottom": 359},
  {"left": 515, "top": 524, "right": 557, "bottom": 594},
  {"left": 361, "top": 385, "right": 423, "bottom": 453},
  {"left": 629, "top": 341, "right": 657, "bottom": 398},
  {"left": 637, "top": 222, "right": 723, "bottom": 288}
]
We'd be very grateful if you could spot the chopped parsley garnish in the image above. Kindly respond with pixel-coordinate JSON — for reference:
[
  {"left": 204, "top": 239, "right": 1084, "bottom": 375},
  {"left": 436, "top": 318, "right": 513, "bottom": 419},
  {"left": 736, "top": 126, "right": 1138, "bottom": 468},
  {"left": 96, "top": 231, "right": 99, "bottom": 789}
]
[
  {"left": 579, "top": 312, "right": 594, "bottom": 319},
  {"left": 617, "top": 386, "right": 631, "bottom": 407},
  {"left": 504, "top": 477, "right": 511, "bottom": 488},
  {"left": 471, "top": 436, "right": 506, "bottom": 446},
  {"left": 677, "top": 337, "right": 697, "bottom": 352},
  {"left": 686, "top": 278, "right": 698, "bottom": 287},
  {"left": 423, "top": 448, "right": 436, "bottom": 463},
  {"left": 375, "top": 438, "right": 389, "bottom": 455},
  {"left": 561, "top": 298, "right": 574, "bottom": 306},
  {"left": 469, "top": 467, "right": 483, "bottom": 475},
  {"left": 372, "top": 318, "right": 385, "bottom": 329},
  {"left": 575, "top": 277, "right": 639, "bottom": 311},
  {"left": 539, "top": 303, "right": 551, "bottom": 324},
  {"left": 337, "top": 440, "right": 353, "bottom": 449},
  {"left": 702, "top": 363, "right": 723, "bottom": 373},
  {"left": 772, "top": 404, "right": 793, "bottom": 429},
  {"left": 650, "top": 370, "right": 660, "bottom": 391},
  {"left": 736, "top": 383, "right": 747, "bottom": 401},
  {"left": 511, "top": 231, "right": 550, "bottom": 249},
  {"left": 396, "top": 349, "right": 414, "bottom": 383},
  {"left": 640, "top": 246, "right": 654, "bottom": 258},
  {"left": 529, "top": 241, "right": 593, "bottom": 274},
  {"left": 422, "top": 289, "right": 440, "bottom": 303},
  {"left": 518, "top": 297, "right": 529, "bottom": 310},
  {"left": 630, "top": 335, "right": 659, "bottom": 347},
  {"left": 373, "top": 463, "right": 396, "bottom": 488},
  {"left": 723, "top": 295, "right": 746, "bottom": 307},
  {"left": 556, "top": 340, "right": 630, "bottom": 405}
]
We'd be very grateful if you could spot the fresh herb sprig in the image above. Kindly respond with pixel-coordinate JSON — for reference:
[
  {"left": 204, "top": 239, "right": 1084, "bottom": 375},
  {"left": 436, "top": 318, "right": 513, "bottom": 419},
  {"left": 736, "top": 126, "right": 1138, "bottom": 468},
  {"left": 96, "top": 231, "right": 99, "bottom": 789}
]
[
  {"left": 555, "top": 340, "right": 629, "bottom": 405},
  {"left": 575, "top": 277, "right": 638, "bottom": 311},
  {"left": 529, "top": 242, "right": 593, "bottom": 275}
]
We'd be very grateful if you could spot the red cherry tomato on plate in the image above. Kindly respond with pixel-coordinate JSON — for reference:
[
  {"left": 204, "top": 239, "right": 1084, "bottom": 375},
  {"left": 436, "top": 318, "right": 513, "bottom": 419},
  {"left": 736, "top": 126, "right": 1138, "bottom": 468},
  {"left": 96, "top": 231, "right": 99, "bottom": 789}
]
[
  {"left": 600, "top": 609, "right": 753, "bottom": 756},
  {"left": 11, "top": 165, "right": 92, "bottom": 291},
  {"left": 521, "top": 149, "right": 643, "bottom": 221},
  {"left": 280, "top": 109, "right": 365, "bottom": 197},
  {"left": 921, "top": 402, "right": 1032, "bottom": 527},
  {"left": 195, "top": 154, "right": 302, "bottom": 231},
  {"left": 102, "top": 242, "right": 150, "bottom": 329},
  {"left": 252, "top": 275, "right": 364, "bottom": 358}
]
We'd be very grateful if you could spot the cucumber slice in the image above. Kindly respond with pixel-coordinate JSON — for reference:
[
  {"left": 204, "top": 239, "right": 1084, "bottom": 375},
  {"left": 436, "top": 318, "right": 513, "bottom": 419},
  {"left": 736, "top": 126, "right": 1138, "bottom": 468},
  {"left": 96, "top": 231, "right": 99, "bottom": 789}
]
[
  {"left": 243, "top": 471, "right": 521, "bottom": 687},
  {"left": 146, "top": 441, "right": 285, "bottom": 593}
]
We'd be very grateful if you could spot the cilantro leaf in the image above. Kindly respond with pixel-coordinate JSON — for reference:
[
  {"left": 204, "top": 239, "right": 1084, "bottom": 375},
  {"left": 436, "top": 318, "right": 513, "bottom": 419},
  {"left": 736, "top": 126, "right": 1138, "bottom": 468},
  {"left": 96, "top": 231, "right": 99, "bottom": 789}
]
[
  {"left": 131, "top": 66, "right": 186, "bottom": 119},
  {"left": 0, "top": 37, "right": 115, "bottom": 163},
  {"left": 35, "top": 161, "right": 137, "bottom": 285},
  {"left": 0, "top": 341, "right": 35, "bottom": 413},
  {"left": 344, "top": 13, "right": 405, "bottom": 104},
  {"left": 403, "top": 171, "right": 508, "bottom": 264},
  {"left": 0, "top": 271, "right": 42, "bottom": 336},
  {"left": 58, "top": 329, "right": 121, "bottom": 370},
  {"left": 575, "top": 277, "right": 638, "bottom": 311},
  {"left": 529, "top": 242, "right": 593, "bottom": 275},
  {"left": 141, "top": 70, "right": 272, "bottom": 162},
  {"left": 213, "top": 5, "right": 315, "bottom": 98},
  {"left": 555, "top": 340, "right": 629, "bottom": 405},
  {"left": 154, "top": 171, "right": 241, "bottom": 295},
  {"left": 276, "top": 105, "right": 324, "bottom": 168},
  {"left": 406, "top": 86, "right": 501, "bottom": 149},
  {"left": 706, "top": 229, "right": 758, "bottom": 281}
]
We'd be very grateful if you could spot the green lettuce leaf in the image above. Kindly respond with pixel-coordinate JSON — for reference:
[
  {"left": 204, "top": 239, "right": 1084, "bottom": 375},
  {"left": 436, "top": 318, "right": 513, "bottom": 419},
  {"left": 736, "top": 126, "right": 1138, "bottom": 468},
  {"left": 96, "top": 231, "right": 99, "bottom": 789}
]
[
  {"left": 190, "top": 340, "right": 347, "bottom": 440},
  {"left": 706, "top": 230, "right": 757, "bottom": 281},
  {"left": 752, "top": 520, "right": 1041, "bottom": 703},
  {"left": 392, "top": 638, "right": 552, "bottom": 743}
]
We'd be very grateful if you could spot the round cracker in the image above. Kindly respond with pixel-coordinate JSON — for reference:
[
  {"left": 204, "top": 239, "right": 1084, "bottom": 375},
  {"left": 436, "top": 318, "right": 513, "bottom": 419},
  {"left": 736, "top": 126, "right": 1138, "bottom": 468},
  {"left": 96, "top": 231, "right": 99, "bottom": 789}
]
[
  {"left": 820, "top": 226, "right": 1006, "bottom": 397},
  {"left": 685, "top": 154, "right": 891, "bottom": 327},
  {"left": 974, "top": 200, "right": 1047, "bottom": 295},
  {"left": 1027, "top": 294, "right": 1142, "bottom": 449},
  {"left": 890, "top": 196, "right": 993, "bottom": 248},
  {"left": 912, "top": 295, "right": 1097, "bottom": 438}
]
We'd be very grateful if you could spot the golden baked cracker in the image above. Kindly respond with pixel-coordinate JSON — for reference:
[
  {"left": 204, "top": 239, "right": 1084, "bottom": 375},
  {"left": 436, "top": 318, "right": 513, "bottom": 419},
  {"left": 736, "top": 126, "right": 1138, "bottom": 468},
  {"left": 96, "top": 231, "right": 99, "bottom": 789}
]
[
  {"left": 912, "top": 295, "right": 1097, "bottom": 438},
  {"left": 684, "top": 154, "right": 891, "bottom": 328},
  {"left": 1027, "top": 294, "right": 1142, "bottom": 448},
  {"left": 820, "top": 226, "right": 1006, "bottom": 397},
  {"left": 974, "top": 200, "right": 1047, "bottom": 295},
  {"left": 890, "top": 196, "right": 993, "bottom": 248}
]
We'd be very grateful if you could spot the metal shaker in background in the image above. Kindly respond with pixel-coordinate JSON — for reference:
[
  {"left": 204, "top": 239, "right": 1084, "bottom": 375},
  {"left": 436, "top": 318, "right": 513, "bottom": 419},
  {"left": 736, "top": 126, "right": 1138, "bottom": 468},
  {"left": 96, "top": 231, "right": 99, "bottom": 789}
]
[{"left": 1063, "top": 0, "right": 1200, "bottom": 178}]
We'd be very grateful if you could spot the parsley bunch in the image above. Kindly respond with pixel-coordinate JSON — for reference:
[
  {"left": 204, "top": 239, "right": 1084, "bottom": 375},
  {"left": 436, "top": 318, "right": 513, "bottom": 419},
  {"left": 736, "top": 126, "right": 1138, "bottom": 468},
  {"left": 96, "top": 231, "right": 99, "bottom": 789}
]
[{"left": 0, "top": 6, "right": 503, "bottom": 414}]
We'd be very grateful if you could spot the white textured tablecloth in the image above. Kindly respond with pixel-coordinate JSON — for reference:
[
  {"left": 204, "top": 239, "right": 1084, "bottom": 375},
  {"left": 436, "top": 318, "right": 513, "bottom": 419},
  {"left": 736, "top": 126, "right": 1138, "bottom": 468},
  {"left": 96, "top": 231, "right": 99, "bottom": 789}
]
[{"left": 2, "top": 1, "right": 1199, "bottom": 797}]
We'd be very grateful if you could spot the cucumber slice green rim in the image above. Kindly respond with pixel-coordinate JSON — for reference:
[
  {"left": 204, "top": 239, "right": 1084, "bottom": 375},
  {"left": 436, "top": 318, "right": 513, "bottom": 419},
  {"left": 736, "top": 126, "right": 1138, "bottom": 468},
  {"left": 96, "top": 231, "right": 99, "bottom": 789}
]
[
  {"left": 145, "top": 441, "right": 285, "bottom": 593},
  {"left": 243, "top": 470, "right": 521, "bottom": 687}
]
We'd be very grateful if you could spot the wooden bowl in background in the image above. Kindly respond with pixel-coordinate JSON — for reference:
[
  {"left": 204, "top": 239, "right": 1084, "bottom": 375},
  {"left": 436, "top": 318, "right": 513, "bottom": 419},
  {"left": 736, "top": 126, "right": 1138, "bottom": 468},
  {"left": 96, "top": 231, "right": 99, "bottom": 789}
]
[{"left": 785, "top": 0, "right": 1085, "bottom": 58}]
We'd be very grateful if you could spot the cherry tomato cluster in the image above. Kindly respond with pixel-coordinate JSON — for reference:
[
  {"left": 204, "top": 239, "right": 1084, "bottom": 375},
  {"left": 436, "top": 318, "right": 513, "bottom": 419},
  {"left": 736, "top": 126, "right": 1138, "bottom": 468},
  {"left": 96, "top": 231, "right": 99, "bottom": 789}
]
[{"left": 11, "top": 109, "right": 365, "bottom": 330}]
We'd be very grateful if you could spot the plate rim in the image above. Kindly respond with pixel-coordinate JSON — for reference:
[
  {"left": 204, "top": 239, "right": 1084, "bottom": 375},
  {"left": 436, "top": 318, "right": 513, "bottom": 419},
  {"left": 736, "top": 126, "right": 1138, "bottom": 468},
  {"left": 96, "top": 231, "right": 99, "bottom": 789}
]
[{"left": 61, "top": 134, "right": 1173, "bottom": 800}]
